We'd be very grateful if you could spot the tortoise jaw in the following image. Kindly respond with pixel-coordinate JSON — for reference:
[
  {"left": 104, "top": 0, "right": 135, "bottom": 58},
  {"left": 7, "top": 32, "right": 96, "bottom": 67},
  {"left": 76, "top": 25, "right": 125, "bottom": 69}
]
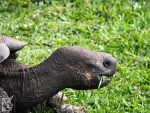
[{"left": 97, "top": 76, "right": 112, "bottom": 88}]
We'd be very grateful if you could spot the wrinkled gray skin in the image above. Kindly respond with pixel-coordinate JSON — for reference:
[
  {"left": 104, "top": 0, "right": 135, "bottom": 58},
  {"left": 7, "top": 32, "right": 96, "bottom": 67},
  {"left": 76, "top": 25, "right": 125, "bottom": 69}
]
[
  {"left": 0, "top": 35, "right": 87, "bottom": 113},
  {"left": 0, "top": 57, "right": 87, "bottom": 113},
  {"left": 0, "top": 58, "right": 86, "bottom": 113},
  {"left": 0, "top": 36, "right": 117, "bottom": 113}
]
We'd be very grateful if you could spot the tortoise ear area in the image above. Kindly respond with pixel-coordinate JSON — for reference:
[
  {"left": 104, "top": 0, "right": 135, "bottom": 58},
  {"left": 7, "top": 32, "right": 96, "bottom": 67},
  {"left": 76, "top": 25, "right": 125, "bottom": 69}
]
[
  {"left": 0, "top": 43, "right": 10, "bottom": 63},
  {"left": 0, "top": 35, "right": 27, "bottom": 51}
]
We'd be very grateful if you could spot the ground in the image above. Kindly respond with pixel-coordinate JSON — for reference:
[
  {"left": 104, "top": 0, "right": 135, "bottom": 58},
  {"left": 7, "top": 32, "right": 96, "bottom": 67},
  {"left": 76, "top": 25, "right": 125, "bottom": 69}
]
[{"left": 0, "top": 0, "right": 149, "bottom": 113}]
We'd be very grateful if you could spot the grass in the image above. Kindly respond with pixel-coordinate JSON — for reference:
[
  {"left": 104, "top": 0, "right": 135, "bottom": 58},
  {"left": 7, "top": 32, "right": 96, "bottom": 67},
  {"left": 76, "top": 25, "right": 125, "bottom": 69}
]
[{"left": 0, "top": 0, "right": 150, "bottom": 112}]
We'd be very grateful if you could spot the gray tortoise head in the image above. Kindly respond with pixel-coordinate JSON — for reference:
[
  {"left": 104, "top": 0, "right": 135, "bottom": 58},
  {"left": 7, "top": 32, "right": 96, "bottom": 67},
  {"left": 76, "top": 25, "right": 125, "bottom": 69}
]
[{"left": 49, "top": 46, "right": 117, "bottom": 90}]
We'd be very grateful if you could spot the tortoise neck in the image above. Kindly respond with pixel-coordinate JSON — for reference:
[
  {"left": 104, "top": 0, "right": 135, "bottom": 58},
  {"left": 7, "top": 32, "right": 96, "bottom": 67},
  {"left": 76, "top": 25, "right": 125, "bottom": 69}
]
[{"left": 0, "top": 57, "right": 68, "bottom": 107}]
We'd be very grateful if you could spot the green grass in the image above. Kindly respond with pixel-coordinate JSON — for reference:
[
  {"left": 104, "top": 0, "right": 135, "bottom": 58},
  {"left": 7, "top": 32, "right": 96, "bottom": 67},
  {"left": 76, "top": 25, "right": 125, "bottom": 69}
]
[{"left": 0, "top": 0, "right": 150, "bottom": 112}]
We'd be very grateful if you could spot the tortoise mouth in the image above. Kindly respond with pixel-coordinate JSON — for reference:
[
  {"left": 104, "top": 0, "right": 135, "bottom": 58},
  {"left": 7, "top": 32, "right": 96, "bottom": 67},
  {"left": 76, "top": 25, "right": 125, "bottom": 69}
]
[{"left": 97, "top": 75, "right": 112, "bottom": 88}]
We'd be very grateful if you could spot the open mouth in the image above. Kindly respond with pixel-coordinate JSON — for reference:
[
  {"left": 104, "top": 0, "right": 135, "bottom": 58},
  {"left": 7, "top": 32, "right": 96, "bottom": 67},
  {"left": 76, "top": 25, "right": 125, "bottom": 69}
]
[{"left": 97, "top": 76, "right": 111, "bottom": 88}]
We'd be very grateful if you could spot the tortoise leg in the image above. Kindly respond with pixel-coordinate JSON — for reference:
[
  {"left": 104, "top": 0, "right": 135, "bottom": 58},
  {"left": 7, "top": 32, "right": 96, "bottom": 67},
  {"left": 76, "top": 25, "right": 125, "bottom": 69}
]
[
  {"left": 46, "top": 91, "right": 87, "bottom": 113},
  {"left": 30, "top": 91, "right": 87, "bottom": 113},
  {"left": 60, "top": 104, "right": 87, "bottom": 113}
]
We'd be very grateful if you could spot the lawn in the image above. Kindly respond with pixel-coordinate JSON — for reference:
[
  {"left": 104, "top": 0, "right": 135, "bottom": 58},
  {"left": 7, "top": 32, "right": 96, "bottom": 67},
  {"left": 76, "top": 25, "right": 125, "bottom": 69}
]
[{"left": 0, "top": 0, "right": 149, "bottom": 113}]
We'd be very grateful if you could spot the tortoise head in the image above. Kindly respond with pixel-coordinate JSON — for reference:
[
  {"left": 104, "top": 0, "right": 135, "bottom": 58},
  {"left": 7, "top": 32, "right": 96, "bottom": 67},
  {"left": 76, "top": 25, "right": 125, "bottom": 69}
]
[{"left": 50, "top": 46, "right": 117, "bottom": 90}]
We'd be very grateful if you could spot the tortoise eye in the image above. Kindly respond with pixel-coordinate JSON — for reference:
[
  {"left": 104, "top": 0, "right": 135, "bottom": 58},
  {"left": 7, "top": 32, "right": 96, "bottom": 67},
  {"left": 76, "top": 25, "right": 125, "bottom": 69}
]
[{"left": 103, "top": 60, "right": 111, "bottom": 68}]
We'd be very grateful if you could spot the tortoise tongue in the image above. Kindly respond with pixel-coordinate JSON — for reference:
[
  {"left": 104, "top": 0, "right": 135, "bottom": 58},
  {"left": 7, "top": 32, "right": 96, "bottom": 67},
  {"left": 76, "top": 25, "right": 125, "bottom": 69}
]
[
  {"left": 0, "top": 35, "right": 27, "bottom": 51},
  {"left": 0, "top": 43, "right": 10, "bottom": 63}
]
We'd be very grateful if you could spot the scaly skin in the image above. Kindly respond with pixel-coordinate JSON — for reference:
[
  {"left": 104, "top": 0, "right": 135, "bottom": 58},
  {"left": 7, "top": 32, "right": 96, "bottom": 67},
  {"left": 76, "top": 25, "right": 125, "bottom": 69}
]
[
  {"left": 0, "top": 46, "right": 117, "bottom": 113},
  {"left": 0, "top": 58, "right": 87, "bottom": 113}
]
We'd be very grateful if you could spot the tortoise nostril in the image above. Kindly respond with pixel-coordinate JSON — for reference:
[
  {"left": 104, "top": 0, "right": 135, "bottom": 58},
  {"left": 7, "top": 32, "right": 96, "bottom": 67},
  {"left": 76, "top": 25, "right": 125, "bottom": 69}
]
[{"left": 103, "top": 60, "right": 111, "bottom": 68}]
